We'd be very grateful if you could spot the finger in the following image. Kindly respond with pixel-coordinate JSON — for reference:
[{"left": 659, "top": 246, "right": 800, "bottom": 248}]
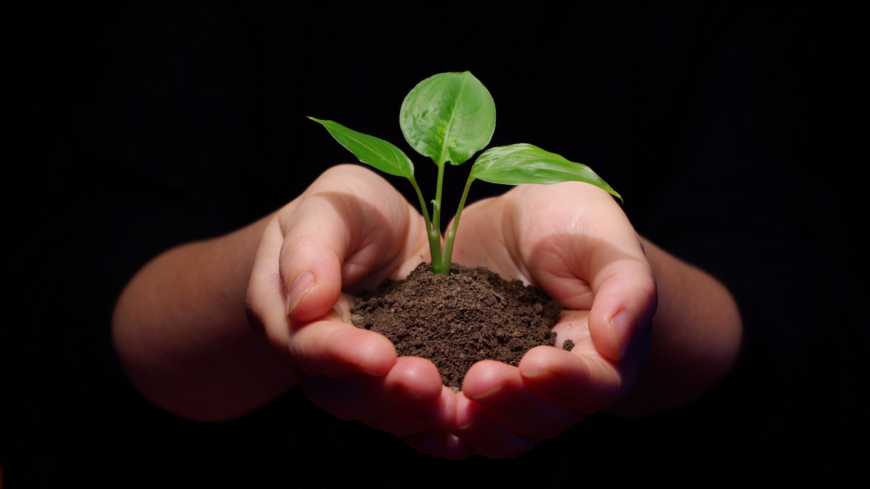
[
  {"left": 496, "top": 183, "right": 656, "bottom": 362},
  {"left": 527, "top": 233, "right": 655, "bottom": 362},
  {"left": 384, "top": 356, "right": 444, "bottom": 403},
  {"left": 280, "top": 224, "right": 344, "bottom": 325},
  {"left": 246, "top": 216, "right": 292, "bottom": 337},
  {"left": 587, "top": 252, "right": 657, "bottom": 361},
  {"left": 277, "top": 182, "right": 362, "bottom": 323},
  {"left": 286, "top": 314, "right": 397, "bottom": 378},
  {"left": 375, "top": 376, "right": 456, "bottom": 436},
  {"left": 454, "top": 393, "right": 536, "bottom": 459},
  {"left": 300, "top": 356, "right": 445, "bottom": 413},
  {"left": 249, "top": 253, "right": 398, "bottom": 378},
  {"left": 518, "top": 345, "right": 625, "bottom": 415},
  {"left": 302, "top": 364, "right": 454, "bottom": 437},
  {"left": 461, "top": 360, "right": 583, "bottom": 439},
  {"left": 278, "top": 165, "right": 423, "bottom": 324},
  {"left": 499, "top": 182, "right": 618, "bottom": 310}
]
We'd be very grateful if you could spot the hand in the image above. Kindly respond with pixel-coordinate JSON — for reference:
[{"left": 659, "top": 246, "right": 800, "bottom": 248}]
[
  {"left": 447, "top": 182, "right": 657, "bottom": 458},
  {"left": 245, "top": 164, "right": 466, "bottom": 457}
]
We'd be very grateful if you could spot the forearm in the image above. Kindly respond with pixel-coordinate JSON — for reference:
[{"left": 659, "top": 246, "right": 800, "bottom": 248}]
[
  {"left": 608, "top": 237, "right": 743, "bottom": 416},
  {"left": 112, "top": 213, "right": 301, "bottom": 422}
]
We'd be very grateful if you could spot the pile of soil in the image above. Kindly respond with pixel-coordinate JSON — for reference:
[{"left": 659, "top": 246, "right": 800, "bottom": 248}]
[{"left": 351, "top": 262, "right": 563, "bottom": 389}]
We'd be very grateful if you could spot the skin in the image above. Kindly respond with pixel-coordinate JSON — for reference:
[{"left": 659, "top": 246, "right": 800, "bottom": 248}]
[
  {"left": 113, "top": 164, "right": 741, "bottom": 459},
  {"left": 445, "top": 183, "right": 741, "bottom": 456}
]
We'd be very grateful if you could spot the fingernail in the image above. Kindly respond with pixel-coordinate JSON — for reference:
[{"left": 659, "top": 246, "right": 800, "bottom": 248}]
[
  {"left": 468, "top": 385, "right": 504, "bottom": 401},
  {"left": 286, "top": 271, "right": 315, "bottom": 316},
  {"left": 361, "top": 368, "right": 387, "bottom": 377},
  {"left": 520, "top": 369, "right": 554, "bottom": 379},
  {"left": 610, "top": 310, "right": 636, "bottom": 358}
]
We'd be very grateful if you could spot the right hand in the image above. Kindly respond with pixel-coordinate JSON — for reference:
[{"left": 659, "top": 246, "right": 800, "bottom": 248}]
[
  {"left": 245, "top": 165, "right": 468, "bottom": 458},
  {"left": 445, "top": 182, "right": 657, "bottom": 458}
]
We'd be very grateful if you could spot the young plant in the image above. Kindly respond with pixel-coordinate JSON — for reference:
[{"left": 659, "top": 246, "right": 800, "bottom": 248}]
[{"left": 310, "top": 72, "right": 621, "bottom": 276}]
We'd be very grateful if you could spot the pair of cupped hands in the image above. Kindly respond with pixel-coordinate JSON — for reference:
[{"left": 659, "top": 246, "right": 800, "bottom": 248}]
[{"left": 246, "top": 165, "right": 657, "bottom": 459}]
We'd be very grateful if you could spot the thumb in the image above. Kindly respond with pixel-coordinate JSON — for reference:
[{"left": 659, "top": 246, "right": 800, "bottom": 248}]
[
  {"left": 245, "top": 212, "right": 343, "bottom": 332},
  {"left": 279, "top": 210, "right": 346, "bottom": 324},
  {"left": 588, "top": 253, "right": 657, "bottom": 361},
  {"left": 278, "top": 165, "right": 422, "bottom": 323},
  {"left": 247, "top": 216, "right": 397, "bottom": 377}
]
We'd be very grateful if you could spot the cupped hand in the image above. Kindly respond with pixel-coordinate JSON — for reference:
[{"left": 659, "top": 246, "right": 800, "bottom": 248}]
[
  {"left": 245, "top": 164, "right": 467, "bottom": 458},
  {"left": 447, "top": 182, "right": 657, "bottom": 458}
]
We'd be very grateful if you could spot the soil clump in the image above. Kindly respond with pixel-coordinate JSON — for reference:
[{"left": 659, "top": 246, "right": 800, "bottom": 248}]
[{"left": 351, "top": 262, "right": 563, "bottom": 389}]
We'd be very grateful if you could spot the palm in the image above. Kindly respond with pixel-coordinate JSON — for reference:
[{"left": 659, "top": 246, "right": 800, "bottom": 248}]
[
  {"left": 249, "top": 165, "right": 472, "bottom": 458},
  {"left": 445, "top": 182, "right": 656, "bottom": 457}
]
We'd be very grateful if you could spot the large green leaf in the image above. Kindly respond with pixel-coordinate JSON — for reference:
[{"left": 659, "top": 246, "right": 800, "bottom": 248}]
[
  {"left": 309, "top": 118, "right": 414, "bottom": 178},
  {"left": 470, "top": 144, "right": 622, "bottom": 200},
  {"left": 399, "top": 72, "right": 496, "bottom": 166}
]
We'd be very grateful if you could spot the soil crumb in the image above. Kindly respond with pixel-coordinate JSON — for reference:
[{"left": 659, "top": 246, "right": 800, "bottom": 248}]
[{"left": 351, "top": 262, "right": 562, "bottom": 389}]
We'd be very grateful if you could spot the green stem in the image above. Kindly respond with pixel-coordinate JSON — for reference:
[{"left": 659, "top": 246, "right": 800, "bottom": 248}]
[
  {"left": 433, "top": 162, "right": 445, "bottom": 232},
  {"left": 432, "top": 162, "right": 447, "bottom": 275},
  {"left": 408, "top": 175, "right": 442, "bottom": 274},
  {"left": 408, "top": 175, "right": 432, "bottom": 230},
  {"left": 441, "top": 176, "right": 475, "bottom": 276}
]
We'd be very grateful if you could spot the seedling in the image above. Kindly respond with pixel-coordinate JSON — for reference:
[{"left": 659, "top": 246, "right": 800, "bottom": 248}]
[{"left": 310, "top": 72, "right": 621, "bottom": 276}]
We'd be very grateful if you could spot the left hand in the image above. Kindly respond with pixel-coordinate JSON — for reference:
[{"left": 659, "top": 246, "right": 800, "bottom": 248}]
[
  {"left": 446, "top": 182, "right": 657, "bottom": 458},
  {"left": 245, "top": 165, "right": 467, "bottom": 457}
]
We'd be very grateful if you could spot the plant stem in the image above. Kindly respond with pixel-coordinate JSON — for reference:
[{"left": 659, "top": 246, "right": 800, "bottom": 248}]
[
  {"left": 441, "top": 175, "right": 475, "bottom": 275},
  {"left": 432, "top": 163, "right": 447, "bottom": 275},
  {"left": 408, "top": 176, "right": 443, "bottom": 272},
  {"left": 433, "top": 163, "right": 445, "bottom": 231},
  {"left": 408, "top": 175, "right": 432, "bottom": 229}
]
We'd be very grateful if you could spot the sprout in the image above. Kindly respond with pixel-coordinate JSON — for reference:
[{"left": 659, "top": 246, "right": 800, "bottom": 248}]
[{"left": 310, "top": 72, "right": 620, "bottom": 275}]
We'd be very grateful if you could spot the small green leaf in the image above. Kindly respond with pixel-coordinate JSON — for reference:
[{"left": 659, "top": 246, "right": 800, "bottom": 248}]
[
  {"left": 400, "top": 72, "right": 496, "bottom": 166},
  {"left": 309, "top": 117, "right": 414, "bottom": 178},
  {"left": 471, "top": 144, "right": 622, "bottom": 201}
]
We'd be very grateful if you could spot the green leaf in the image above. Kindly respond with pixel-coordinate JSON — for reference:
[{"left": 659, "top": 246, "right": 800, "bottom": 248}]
[
  {"left": 309, "top": 117, "right": 414, "bottom": 178},
  {"left": 400, "top": 72, "right": 496, "bottom": 166},
  {"left": 470, "top": 144, "right": 622, "bottom": 201}
]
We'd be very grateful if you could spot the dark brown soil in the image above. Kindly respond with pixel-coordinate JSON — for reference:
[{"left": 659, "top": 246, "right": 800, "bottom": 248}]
[{"left": 351, "top": 262, "right": 563, "bottom": 389}]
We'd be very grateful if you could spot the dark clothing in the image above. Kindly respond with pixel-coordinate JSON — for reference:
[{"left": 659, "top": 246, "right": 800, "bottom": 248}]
[{"left": 7, "top": 1, "right": 866, "bottom": 487}]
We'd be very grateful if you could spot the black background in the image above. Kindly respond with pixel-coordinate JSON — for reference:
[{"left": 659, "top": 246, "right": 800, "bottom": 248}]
[{"left": 7, "top": 1, "right": 867, "bottom": 487}]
